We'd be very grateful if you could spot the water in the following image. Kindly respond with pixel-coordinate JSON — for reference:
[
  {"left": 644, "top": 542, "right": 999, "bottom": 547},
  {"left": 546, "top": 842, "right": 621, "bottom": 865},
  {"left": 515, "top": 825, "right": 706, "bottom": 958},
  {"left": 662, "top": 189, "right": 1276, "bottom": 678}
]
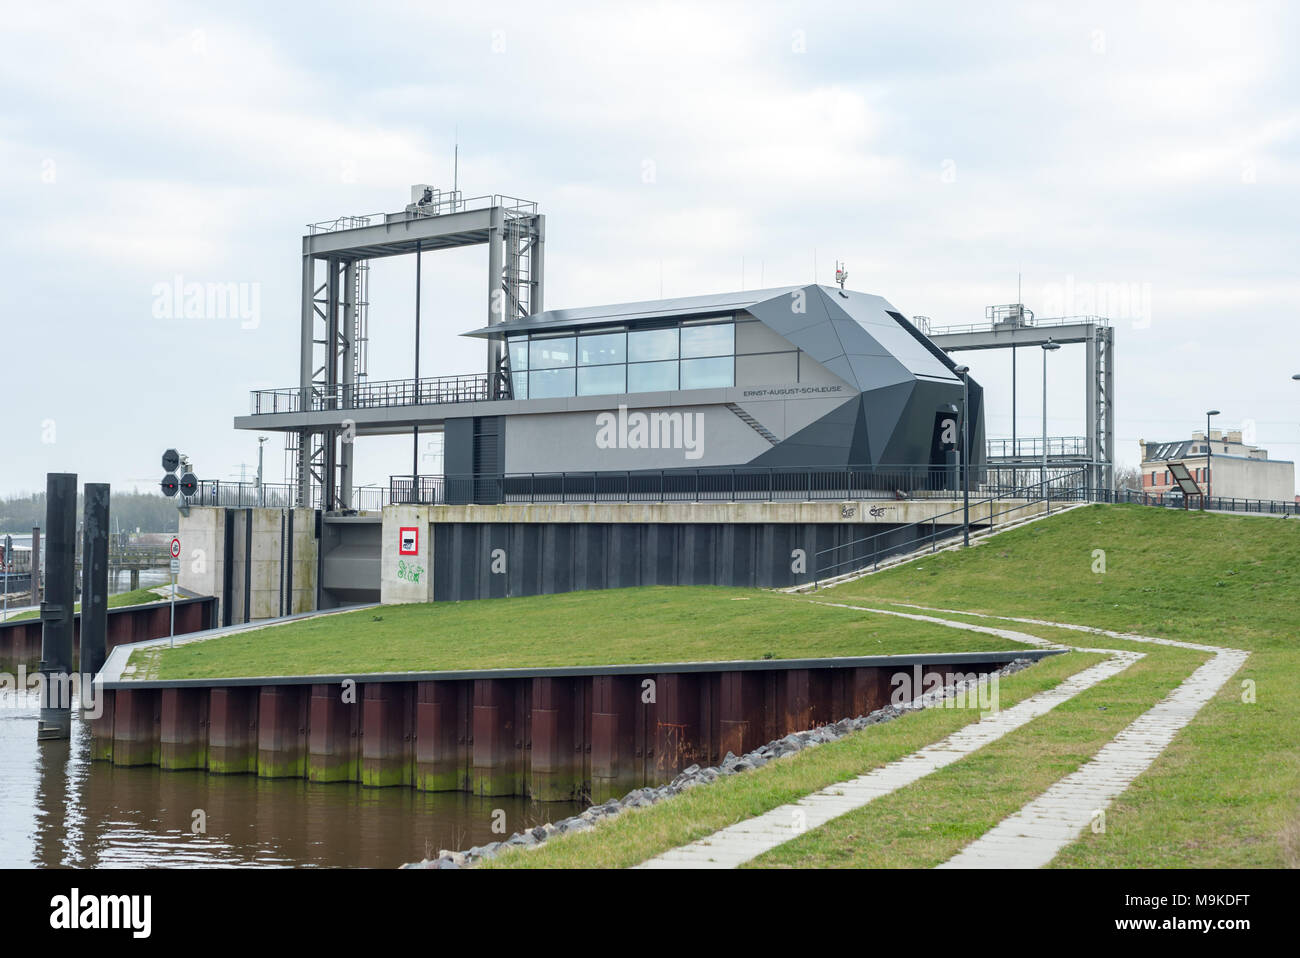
[{"left": 0, "top": 691, "right": 582, "bottom": 868}]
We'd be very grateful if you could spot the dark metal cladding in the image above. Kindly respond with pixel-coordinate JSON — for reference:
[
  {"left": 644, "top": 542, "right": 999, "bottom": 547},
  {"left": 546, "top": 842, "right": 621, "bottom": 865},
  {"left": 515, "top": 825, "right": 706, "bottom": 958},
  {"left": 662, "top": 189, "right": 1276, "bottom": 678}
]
[{"left": 79, "top": 482, "right": 111, "bottom": 681}]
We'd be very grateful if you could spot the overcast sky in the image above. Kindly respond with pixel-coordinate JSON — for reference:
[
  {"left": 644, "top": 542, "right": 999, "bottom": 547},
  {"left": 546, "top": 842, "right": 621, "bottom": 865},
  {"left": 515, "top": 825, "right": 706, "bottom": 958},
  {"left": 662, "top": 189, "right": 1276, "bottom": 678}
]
[{"left": 2, "top": 0, "right": 1297, "bottom": 498}]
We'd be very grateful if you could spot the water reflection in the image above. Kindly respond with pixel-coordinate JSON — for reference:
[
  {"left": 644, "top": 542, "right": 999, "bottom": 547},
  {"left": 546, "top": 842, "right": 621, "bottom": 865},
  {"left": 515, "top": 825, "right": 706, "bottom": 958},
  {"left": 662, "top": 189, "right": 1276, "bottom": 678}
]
[{"left": 1, "top": 691, "right": 581, "bottom": 868}]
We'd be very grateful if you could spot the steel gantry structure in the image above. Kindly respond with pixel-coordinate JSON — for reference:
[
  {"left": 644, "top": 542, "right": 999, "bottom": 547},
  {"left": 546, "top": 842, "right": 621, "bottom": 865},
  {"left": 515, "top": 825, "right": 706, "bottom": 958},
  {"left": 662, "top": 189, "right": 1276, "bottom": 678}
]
[
  {"left": 929, "top": 306, "right": 1115, "bottom": 493},
  {"left": 288, "top": 190, "right": 545, "bottom": 509}
]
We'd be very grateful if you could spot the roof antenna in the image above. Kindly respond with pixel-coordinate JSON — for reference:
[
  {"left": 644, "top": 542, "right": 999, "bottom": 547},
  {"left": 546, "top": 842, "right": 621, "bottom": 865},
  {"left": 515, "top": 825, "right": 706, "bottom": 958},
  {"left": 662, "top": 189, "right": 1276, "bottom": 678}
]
[
  {"left": 453, "top": 126, "right": 459, "bottom": 199},
  {"left": 835, "top": 260, "right": 848, "bottom": 289}
]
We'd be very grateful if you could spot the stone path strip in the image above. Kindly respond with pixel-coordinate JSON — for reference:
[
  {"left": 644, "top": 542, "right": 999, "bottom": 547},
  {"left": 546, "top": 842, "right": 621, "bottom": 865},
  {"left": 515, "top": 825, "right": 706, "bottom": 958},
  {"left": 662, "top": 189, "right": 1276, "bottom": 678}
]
[
  {"left": 636, "top": 641, "right": 1141, "bottom": 869},
  {"left": 938, "top": 646, "right": 1248, "bottom": 868},
  {"left": 891, "top": 605, "right": 1250, "bottom": 868},
  {"left": 637, "top": 601, "right": 1249, "bottom": 870}
]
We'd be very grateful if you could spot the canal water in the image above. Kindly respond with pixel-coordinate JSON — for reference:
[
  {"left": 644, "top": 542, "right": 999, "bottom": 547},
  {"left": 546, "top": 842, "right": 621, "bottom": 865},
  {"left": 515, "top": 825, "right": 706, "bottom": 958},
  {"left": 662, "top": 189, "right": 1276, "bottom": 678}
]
[{"left": 0, "top": 691, "right": 583, "bottom": 868}]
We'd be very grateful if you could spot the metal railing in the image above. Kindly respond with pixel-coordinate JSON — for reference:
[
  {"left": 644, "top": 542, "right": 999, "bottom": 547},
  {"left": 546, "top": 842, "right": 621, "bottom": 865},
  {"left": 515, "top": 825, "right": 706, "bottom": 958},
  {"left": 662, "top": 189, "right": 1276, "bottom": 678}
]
[
  {"left": 187, "top": 481, "right": 303, "bottom": 508},
  {"left": 813, "top": 470, "right": 1092, "bottom": 585},
  {"left": 987, "top": 436, "right": 1090, "bottom": 459},
  {"left": 187, "top": 481, "right": 393, "bottom": 511},
  {"left": 1121, "top": 488, "right": 1300, "bottom": 515},
  {"left": 929, "top": 315, "right": 1110, "bottom": 336},
  {"left": 389, "top": 463, "right": 1090, "bottom": 506},
  {"left": 250, "top": 373, "right": 491, "bottom": 414},
  {"left": 307, "top": 194, "right": 538, "bottom": 234}
]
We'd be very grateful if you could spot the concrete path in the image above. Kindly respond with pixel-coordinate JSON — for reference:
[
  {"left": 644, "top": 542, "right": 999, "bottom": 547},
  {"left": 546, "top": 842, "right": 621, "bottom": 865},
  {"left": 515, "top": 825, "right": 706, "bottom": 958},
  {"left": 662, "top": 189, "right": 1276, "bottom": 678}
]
[
  {"left": 900, "top": 606, "right": 1249, "bottom": 868},
  {"left": 636, "top": 640, "right": 1141, "bottom": 869},
  {"left": 637, "top": 602, "right": 1247, "bottom": 870}
]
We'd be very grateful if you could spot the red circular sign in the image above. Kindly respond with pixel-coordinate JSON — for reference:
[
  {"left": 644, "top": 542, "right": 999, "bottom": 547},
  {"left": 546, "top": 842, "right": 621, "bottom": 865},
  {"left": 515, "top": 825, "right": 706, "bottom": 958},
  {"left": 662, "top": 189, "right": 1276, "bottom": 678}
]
[{"left": 170, "top": 537, "right": 181, "bottom": 558}]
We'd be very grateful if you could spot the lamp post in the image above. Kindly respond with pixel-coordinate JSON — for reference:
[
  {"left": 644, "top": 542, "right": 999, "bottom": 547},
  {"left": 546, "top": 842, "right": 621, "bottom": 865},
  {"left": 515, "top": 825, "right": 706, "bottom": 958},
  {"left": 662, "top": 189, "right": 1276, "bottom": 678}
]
[
  {"left": 1205, "top": 409, "right": 1220, "bottom": 508},
  {"left": 955, "top": 365, "right": 970, "bottom": 547},
  {"left": 1041, "top": 340, "right": 1061, "bottom": 490}
]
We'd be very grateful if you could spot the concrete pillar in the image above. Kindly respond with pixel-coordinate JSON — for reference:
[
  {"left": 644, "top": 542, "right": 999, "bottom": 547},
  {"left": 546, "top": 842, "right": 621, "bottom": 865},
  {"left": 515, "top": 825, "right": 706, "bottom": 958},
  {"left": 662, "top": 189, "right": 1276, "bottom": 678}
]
[{"left": 380, "top": 505, "right": 432, "bottom": 604}]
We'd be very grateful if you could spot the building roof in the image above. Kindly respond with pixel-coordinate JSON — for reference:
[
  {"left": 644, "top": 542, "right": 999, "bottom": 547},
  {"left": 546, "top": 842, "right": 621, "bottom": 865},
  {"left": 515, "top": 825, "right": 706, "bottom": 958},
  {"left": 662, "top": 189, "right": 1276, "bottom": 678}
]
[
  {"left": 461, "top": 286, "right": 804, "bottom": 337},
  {"left": 1144, "top": 440, "right": 1202, "bottom": 461},
  {"left": 462, "top": 284, "right": 960, "bottom": 387}
]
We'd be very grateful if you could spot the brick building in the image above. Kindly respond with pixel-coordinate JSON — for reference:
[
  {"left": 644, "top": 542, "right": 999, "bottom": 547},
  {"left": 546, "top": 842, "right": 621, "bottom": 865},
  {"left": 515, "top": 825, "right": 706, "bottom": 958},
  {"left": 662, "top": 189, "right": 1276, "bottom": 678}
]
[{"left": 1139, "top": 430, "right": 1295, "bottom": 502}]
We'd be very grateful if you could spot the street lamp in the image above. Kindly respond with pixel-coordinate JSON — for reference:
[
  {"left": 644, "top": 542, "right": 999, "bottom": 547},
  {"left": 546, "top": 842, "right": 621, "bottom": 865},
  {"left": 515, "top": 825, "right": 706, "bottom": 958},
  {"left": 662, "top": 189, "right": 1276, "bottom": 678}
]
[
  {"left": 1041, "top": 340, "right": 1061, "bottom": 490},
  {"left": 955, "top": 365, "right": 971, "bottom": 546},
  {"left": 1205, "top": 409, "right": 1220, "bottom": 508}
]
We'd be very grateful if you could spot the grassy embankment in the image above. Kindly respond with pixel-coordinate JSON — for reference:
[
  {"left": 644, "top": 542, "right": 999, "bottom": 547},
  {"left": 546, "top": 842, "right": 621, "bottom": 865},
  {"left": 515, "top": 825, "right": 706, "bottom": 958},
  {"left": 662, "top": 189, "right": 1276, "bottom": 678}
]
[
  {"left": 129, "top": 586, "right": 1026, "bottom": 680},
  {"left": 495, "top": 504, "right": 1297, "bottom": 868},
  {"left": 6, "top": 586, "right": 171, "bottom": 622}
]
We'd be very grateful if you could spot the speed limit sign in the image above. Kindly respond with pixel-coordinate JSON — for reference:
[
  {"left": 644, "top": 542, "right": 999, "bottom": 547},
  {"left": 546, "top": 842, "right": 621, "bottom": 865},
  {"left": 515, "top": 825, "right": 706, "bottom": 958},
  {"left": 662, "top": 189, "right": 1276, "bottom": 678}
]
[{"left": 170, "top": 537, "right": 181, "bottom": 559}]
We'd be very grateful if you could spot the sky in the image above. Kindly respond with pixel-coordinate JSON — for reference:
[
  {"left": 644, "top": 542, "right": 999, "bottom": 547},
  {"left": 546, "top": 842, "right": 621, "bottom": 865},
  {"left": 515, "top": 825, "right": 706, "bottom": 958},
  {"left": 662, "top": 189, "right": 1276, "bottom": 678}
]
[{"left": 2, "top": 0, "right": 1298, "bottom": 498}]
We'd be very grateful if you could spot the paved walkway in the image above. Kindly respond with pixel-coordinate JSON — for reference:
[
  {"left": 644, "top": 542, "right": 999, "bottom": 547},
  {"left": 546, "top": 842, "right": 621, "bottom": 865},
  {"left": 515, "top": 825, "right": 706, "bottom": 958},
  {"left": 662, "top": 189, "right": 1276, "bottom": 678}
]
[
  {"left": 637, "top": 603, "right": 1247, "bottom": 870},
  {"left": 637, "top": 620, "right": 1141, "bottom": 868}
]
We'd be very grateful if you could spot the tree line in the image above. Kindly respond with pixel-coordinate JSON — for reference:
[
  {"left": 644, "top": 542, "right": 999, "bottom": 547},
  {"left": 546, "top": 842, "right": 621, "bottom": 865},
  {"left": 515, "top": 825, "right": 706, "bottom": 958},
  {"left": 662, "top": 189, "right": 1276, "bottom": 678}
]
[{"left": 0, "top": 490, "right": 179, "bottom": 534}]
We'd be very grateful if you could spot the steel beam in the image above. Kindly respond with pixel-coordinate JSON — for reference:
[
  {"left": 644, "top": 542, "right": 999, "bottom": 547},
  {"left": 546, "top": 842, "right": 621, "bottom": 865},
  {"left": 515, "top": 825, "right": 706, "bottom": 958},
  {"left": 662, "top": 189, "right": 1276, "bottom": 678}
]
[
  {"left": 303, "top": 208, "right": 495, "bottom": 259},
  {"left": 930, "top": 322, "right": 1098, "bottom": 350}
]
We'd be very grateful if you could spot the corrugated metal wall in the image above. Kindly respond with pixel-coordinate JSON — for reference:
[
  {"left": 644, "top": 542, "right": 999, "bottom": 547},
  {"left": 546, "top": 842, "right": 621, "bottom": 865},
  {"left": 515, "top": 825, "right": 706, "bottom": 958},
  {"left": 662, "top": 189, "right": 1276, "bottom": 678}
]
[{"left": 432, "top": 521, "right": 919, "bottom": 600}]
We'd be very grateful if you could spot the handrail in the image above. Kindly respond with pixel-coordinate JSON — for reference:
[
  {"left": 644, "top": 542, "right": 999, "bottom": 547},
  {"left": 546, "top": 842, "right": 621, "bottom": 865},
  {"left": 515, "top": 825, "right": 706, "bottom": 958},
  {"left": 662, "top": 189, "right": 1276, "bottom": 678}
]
[
  {"left": 811, "top": 469, "right": 1088, "bottom": 586},
  {"left": 307, "top": 194, "right": 538, "bottom": 234}
]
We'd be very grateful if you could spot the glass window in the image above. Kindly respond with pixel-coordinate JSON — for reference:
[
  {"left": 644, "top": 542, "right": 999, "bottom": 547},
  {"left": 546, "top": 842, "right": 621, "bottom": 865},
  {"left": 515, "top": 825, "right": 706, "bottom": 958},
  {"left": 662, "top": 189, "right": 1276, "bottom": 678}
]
[
  {"left": 579, "top": 331, "right": 626, "bottom": 366},
  {"left": 681, "top": 323, "right": 734, "bottom": 358},
  {"left": 530, "top": 336, "right": 576, "bottom": 369},
  {"left": 508, "top": 338, "right": 529, "bottom": 371},
  {"left": 628, "top": 327, "right": 678, "bottom": 362},
  {"left": 510, "top": 371, "right": 528, "bottom": 399},
  {"left": 578, "top": 364, "right": 626, "bottom": 396},
  {"left": 627, "top": 360, "right": 678, "bottom": 393},
  {"left": 529, "top": 367, "right": 575, "bottom": 398},
  {"left": 680, "top": 356, "right": 733, "bottom": 390}
]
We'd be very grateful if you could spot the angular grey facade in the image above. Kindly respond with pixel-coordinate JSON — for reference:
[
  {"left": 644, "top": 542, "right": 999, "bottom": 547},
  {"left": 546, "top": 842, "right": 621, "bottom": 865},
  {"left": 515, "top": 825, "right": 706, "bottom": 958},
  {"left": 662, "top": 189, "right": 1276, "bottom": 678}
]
[{"left": 452, "top": 284, "right": 983, "bottom": 486}]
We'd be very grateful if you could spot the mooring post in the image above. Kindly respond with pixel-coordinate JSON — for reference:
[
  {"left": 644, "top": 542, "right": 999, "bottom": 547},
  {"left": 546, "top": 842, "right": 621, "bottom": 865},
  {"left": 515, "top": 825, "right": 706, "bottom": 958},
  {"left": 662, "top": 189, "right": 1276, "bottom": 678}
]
[
  {"left": 79, "top": 483, "right": 110, "bottom": 685},
  {"left": 31, "top": 525, "right": 41, "bottom": 605},
  {"left": 37, "top": 473, "right": 77, "bottom": 741}
]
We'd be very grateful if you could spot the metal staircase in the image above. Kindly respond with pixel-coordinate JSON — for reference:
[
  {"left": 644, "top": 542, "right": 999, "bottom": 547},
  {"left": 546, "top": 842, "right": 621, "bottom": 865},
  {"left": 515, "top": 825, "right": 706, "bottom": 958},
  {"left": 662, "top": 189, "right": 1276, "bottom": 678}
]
[{"left": 726, "top": 403, "right": 779, "bottom": 444}]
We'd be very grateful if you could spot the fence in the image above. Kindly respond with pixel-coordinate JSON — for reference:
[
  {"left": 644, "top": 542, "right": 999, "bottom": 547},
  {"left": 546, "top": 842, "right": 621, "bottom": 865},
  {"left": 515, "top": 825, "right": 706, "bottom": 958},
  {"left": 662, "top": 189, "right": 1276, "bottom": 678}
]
[
  {"left": 1121, "top": 488, "right": 1300, "bottom": 515},
  {"left": 389, "top": 463, "right": 1089, "bottom": 507},
  {"left": 814, "top": 470, "right": 1092, "bottom": 585}
]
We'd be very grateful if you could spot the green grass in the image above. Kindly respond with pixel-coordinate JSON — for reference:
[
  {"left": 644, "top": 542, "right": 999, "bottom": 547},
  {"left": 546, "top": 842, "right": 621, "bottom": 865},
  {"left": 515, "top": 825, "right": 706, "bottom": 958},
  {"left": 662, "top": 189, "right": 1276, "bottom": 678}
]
[
  {"left": 485, "top": 650, "right": 1102, "bottom": 869},
  {"left": 132, "top": 586, "right": 1025, "bottom": 680},
  {"left": 494, "top": 504, "right": 1300, "bottom": 868},
  {"left": 811, "top": 504, "right": 1300, "bottom": 868},
  {"left": 6, "top": 585, "right": 170, "bottom": 622},
  {"left": 748, "top": 642, "right": 1205, "bottom": 867}
]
